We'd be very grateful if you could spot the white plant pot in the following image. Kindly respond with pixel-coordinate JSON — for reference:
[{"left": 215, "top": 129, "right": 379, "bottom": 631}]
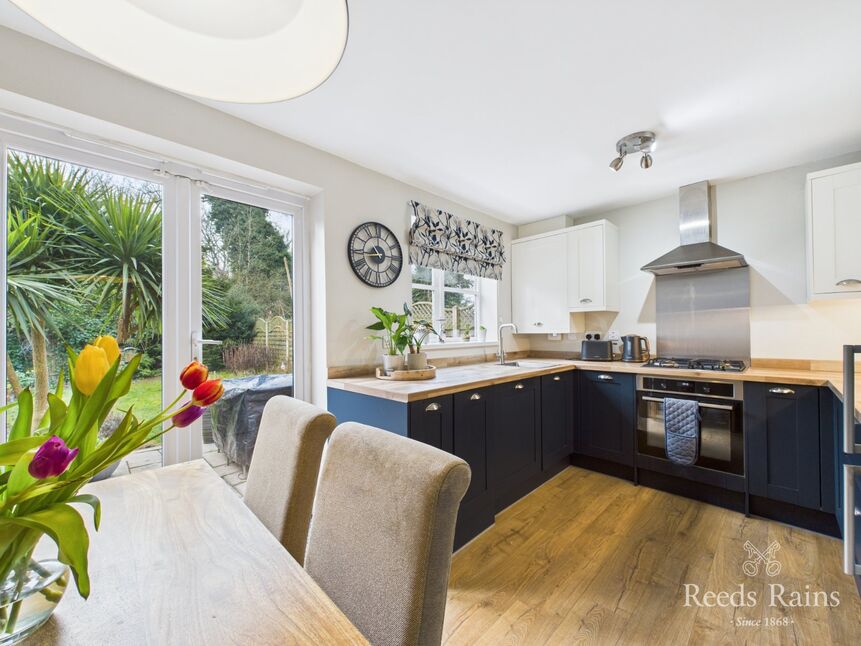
[
  {"left": 406, "top": 352, "right": 428, "bottom": 371},
  {"left": 478, "top": 329, "right": 487, "bottom": 342},
  {"left": 382, "top": 354, "right": 405, "bottom": 372}
]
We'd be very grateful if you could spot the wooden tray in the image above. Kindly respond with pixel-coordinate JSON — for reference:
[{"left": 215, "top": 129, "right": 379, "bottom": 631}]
[{"left": 375, "top": 366, "right": 437, "bottom": 381}]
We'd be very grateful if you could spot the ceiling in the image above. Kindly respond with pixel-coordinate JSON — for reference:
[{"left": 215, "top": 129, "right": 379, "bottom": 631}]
[{"left": 2, "top": 1, "right": 861, "bottom": 224}]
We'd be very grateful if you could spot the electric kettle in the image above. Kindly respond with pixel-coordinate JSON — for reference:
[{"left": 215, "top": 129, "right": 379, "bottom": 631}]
[{"left": 621, "top": 335, "right": 650, "bottom": 363}]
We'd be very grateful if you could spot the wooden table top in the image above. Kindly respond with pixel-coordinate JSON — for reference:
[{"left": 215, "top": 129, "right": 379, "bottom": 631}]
[
  {"left": 327, "top": 358, "right": 861, "bottom": 422},
  {"left": 27, "top": 461, "right": 368, "bottom": 646}
]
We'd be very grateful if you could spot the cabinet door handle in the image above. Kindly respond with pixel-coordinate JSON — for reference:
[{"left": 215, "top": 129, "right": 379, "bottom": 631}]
[
  {"left": 836, "top": 278, "right": 861, "bottom": 287},
  {"left": 425, "top": 402, "right": 441, "bottom": 412},
  {"left": 768, "top": 387, "right": 795, "bottom": 395},
  {"left": 470, "top": 393, "right": 482, "bottom": 401},
  {"left": 580, "top": 298, "right": 592, "bottom": 304},
  {"left": 514, "top": 383, "right": 525, "bottom": 390},
  {"left": 534, "top": 321, "right": 543, "bottom": 327},
  {"left": 553, "top": 375, "right": 562, "bottom": 381},
  {"left": 597, "top": 374, "right": 613, "bottom": 382}
]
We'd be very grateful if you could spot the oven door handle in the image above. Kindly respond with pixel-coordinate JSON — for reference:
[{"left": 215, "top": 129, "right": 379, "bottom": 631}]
[{"left": 641, "top": 395, "right": 735, "bottom": 411}]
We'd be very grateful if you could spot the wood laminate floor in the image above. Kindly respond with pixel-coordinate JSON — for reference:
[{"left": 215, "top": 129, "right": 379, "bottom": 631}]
[{"left": 443, "top": 467, "right": 861, "bottom": 645}]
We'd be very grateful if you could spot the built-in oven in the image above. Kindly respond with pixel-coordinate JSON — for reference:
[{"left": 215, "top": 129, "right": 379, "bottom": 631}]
[{"left": 636, "top": 375, "right": 744, "bottom": 475}]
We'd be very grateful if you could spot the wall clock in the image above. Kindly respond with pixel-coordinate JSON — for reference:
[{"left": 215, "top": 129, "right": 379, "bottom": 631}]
[{"left": 347, "top": 221, "right": 403, "bottom": 287}]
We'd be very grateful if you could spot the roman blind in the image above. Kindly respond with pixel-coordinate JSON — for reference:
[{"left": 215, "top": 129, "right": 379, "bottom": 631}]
[{"left": 407, "top": 200, "right": 506, "bottom": 280}]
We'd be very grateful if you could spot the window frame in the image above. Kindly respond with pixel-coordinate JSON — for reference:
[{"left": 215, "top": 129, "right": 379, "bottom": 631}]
[{"left": 411, "top": 266, "right": 483, "bottom": 343}]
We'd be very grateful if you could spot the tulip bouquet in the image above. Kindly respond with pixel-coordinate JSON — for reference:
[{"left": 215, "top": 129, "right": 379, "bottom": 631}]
[{"left": 0, "top": 336, "right": 223, "bottom": 638}]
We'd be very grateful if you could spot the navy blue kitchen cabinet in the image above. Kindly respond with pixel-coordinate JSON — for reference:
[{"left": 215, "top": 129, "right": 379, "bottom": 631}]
[
  {"left": 541, "top": 371, "right": 574, "bottom": 474},
  {"left": 745, "top": 383, "right": 821, "bottom": 510},
  {"left": 408, "top": 396, "right": 453, "bottom": 452},
  {"left": 574, "top": 371, "right": 635, "bottom": 466},
  {"left": 487, "top": 377, "right": 542, "bottom": 512},
  {"left": 452, "top": 387, "right": 494, "bottom": 548}
]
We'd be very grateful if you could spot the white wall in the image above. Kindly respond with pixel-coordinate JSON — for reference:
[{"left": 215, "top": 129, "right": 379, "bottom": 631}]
[
  {"left": 525, "top": 152, "right": 861, "bottom": 360},
  {"left": 0, "top": 28, "right": 527, "bottom": 405}
]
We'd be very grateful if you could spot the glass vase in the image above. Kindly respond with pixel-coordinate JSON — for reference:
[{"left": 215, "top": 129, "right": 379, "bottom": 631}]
[{"left": 0, "top": 559, "right": 69, "bottom": 645}]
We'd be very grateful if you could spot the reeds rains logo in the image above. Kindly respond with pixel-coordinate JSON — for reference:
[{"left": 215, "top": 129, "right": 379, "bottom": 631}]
[{"left": 683, "top": 540, "right": 841, "bottom": 611}]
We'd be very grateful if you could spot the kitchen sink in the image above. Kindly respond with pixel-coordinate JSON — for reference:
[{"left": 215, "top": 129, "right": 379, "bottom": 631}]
[{"left": 499, "top": 360, "right": 565, "bottom": 369}]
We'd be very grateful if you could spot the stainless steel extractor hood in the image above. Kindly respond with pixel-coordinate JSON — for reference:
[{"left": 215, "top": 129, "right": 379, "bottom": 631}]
[{"left": 641, "top": 181, "right": 747, "bottom": 275}]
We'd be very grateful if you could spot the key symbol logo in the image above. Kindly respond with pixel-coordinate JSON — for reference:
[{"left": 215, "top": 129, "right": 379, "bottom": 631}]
[{"left": 742, "top": 540, "right": 781, "bottom": 577}]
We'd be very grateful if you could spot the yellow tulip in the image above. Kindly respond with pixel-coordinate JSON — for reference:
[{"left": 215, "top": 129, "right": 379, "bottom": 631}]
[
  {"left": 75, "top": 345, "right": 111, "bottom": 396},
  {"left": 94, "top": 335, "right": 121, "bottom": 365}
]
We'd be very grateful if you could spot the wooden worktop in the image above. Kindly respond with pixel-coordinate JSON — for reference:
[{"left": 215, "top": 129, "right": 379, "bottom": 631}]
[
  {"left": 327, "top": 359, "right": 861, "bottom": 422},
  {"left": 29, "top": 461, "right": 368, "bottom": 646}
]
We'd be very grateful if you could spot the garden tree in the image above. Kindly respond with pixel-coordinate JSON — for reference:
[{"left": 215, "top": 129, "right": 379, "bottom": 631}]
[
  {"left": 5, "top": 153, "right": 90, "bottom": 419},
  {"left": 202, "top": 195, "right": 293, "bottom": 318}
]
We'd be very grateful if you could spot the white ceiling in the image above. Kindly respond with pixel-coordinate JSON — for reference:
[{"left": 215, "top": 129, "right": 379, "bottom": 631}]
[{"left": 2, "top": 1, "right": 861, "bottom": 224}]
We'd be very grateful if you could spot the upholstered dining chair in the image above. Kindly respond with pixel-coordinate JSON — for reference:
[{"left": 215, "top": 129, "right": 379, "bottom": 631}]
[
  {"left": 304, "top": 422, "right": 471, "bottom": 646},
  {"left": 243, "top": 396, "right": 336, "bottom": 565}
]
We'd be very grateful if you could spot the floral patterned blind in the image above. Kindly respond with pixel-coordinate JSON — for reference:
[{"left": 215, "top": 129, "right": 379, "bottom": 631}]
[{"left": 407, "top": 200, "right": 507, "bottom": 280}]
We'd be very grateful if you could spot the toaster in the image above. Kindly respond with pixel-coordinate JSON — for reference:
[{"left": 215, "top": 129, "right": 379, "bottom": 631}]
[{"left": 580, "top": 339, "right": 616, "bottom": 361}]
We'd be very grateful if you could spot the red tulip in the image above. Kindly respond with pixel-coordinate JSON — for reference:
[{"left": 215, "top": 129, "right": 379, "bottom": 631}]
[
  {"left": 192, "top": 379, "right": 224, "bottom": 407},
  {"left": 172, "top": 404, "right": 205, "bottom": 428},
  {"left": 28, "top": 435, "right": 79, "bottom": 479},
  {"left": 179, "top": 360, "right": 209, "bottom": 390}
]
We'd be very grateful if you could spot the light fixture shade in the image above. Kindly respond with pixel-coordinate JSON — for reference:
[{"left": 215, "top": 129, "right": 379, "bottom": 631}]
[
  {"left": 9, "top": 0, "right": 349, "bottom": 103},
  {"left": 609, "top": 156, "right": 624, "bottom": 171},
  {"left": 640, "top": 153, "right": 653, "bottom": 169}
]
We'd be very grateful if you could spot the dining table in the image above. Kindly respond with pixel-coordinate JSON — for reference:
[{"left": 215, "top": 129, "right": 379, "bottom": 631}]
[{"left": 26, "top": 460, "right": 369, "bottom": 645}]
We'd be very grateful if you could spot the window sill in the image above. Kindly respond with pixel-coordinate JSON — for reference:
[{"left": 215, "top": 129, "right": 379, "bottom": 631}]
[{"left": 422, "top": 341, "right": 497, "bottom": 352}]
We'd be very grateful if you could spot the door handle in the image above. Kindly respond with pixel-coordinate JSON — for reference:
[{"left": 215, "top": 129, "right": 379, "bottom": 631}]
[
  {"left": 641, "top": 395, "right": 734, "bottom": 411},
  {"left": 425, "top": 402, "right": 441, "bottom": 412},
  {"left": 553, "top": 375, "right": 561, "bottom": 381},
  {"left": 534, "top": 321, "right": 543, "bottom": 327},
  {"left": 768, "top": 387, "right": 795, "bottom": 395},
  {"left": 514, "top": 383, "right": 524, "bottom": 390},
  {"left": 580, "top": 298, "right": 592, "bottom": 304},
  {"left": 469, "top": 393, "right": 482, "bottom": 401},
  {"left": 191, "top": 331, "right": 222, "bottom": 360},
  {"left": 597, "top": 374, "right": 613, "bottom": 381},
  {"left": 836, "top": 278, "right": 861, "bottom": 287}
]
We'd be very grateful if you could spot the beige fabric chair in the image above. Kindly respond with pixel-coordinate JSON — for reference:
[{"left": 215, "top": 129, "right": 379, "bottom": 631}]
[
  {"left": 305, "top": 422, "right": 471, "bottom": 646},
  {"left": 244, "top": 396, "right": 336, "bottom": 565}
]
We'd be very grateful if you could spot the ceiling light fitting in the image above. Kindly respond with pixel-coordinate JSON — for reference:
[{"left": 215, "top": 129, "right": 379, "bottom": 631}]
[
  {"left": 8, "top": 0, "right": 349, "bottom": 103},
  {"left": 609, "top": 131, "right": 656, "bottom": 171}
]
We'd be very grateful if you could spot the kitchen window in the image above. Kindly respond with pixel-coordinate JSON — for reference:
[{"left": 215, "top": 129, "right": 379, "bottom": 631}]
[{"left": 410, "top": 265, "right": 496, "bottom": 344}]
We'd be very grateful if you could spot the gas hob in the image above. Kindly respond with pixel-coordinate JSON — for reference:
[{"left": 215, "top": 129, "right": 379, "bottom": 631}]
[{"left": 642, "top": 357, "right": 747, "bottom": 372}]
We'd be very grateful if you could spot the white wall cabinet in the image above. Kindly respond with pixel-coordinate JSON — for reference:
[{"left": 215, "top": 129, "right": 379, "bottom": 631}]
[
  {"left": 807, "top": 163, "right": 861, "bottom": 300},
  {"left": 566, "top": 222, "right": 619, "bottom": 312},
  {"left": 511, "top": 233, "right": 570, "bottom": 333},
  {"left": 511, "top": 220, "right": 619, "bottom": 333}
]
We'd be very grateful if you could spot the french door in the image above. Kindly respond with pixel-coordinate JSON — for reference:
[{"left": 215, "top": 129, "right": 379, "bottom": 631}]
[{"left": 0, "top": 117, "right": 306, "bottom": 473}]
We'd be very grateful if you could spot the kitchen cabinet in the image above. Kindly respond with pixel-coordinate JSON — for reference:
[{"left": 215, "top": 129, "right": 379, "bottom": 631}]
[
  {"left": 807, "top": 163, "right": 861, "bottom": 300},
  {"left": 452, "top": 387, "right": 494, "bottom": 548},
  {"left": 510, "top": 220, "right": 619, "bottom": 334},
  {"left": 510, "top": 232, "right": 571, "bottom": 333},
  {"left": 745, "top": 383, "right": 821, "bottom": 509},
  {"left": 408, "top": 395, "right": 453, "bottom": 452},
  {"left": 487, "top": 377, "right": 542, "bottom": 511},
  {"left": 541, "top": 371, "right": 574, "bottom": 473},
  {"left": 575, "top": 371, "right": 635, "bottom": 466},
  {"left": 566, "top": 221, "right": 620, "bottom": 312}
]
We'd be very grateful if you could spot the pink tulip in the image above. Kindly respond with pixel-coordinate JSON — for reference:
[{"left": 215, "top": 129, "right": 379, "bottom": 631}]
[
  {"left": 172, "top": 404, "right": 205, "bottom": 428},
  {"left": 28, "top": 435, "right": 79, "bottom": 479}
]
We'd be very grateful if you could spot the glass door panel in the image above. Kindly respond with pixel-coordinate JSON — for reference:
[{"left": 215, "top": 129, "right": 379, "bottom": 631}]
[
  {"left": 198, "top": 192, "right": 294, "bottom": 494},
  {"left": 3, "top": 149, "right": 164, "bottom": 477}
]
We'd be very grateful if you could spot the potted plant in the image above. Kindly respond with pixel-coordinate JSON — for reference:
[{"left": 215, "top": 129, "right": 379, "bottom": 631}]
[
  {"left": 0, "top": 337, "right": 223, "bottom": 643},
  {"left": 366, "top": 307, "right": 409, "bottom": 372},
  {"left": 404, "top": 304, "right": 441, "bottom": 370},
  {"left": 461, "top": 323, "right": 473, "bottom": 343},
  {"left": 478, "top": 325, "right": 487, "bottom": 342}
]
